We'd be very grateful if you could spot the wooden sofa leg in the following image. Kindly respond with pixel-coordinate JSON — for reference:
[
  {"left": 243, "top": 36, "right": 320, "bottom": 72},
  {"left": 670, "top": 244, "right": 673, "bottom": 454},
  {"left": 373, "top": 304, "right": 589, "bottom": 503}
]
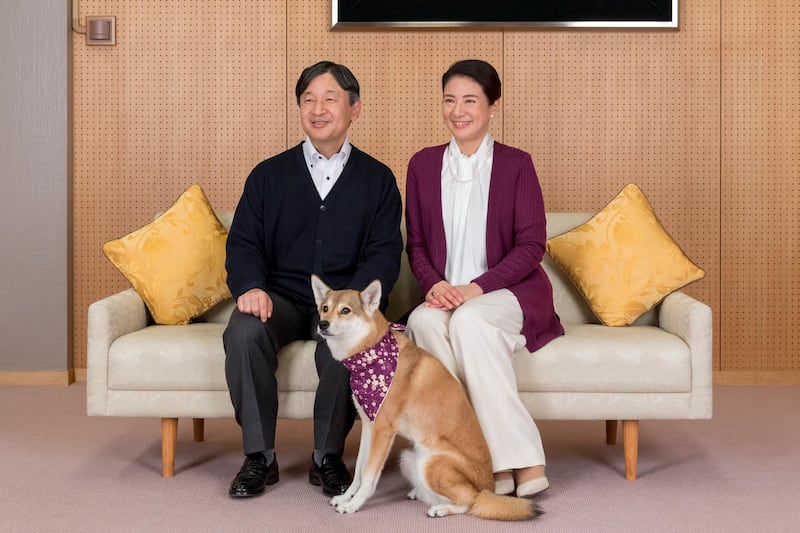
[
  {"left": 605, "top": 420, "right": 618, "bottom": 444},
  {"left": 193, "top": 418, "right": 205, "bottom": 442},
  {"left": 622, "top": 420, "right": 639, "bottom": 480},
  {"left": 161, "top": 418, "right": 178, "bottom": 477}
]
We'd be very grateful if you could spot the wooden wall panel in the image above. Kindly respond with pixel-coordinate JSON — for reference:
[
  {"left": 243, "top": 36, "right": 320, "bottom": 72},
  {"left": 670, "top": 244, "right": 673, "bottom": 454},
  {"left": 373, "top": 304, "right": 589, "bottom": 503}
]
[
  {"left": 71, "top": 0, "right": 800, "bottom": 378},
  {"left": 72, "top": 1, "right": 287, "bottom": 367},
  {"left": 286, "top": 0, "right": 503, "bottom": 196},
  {"left": 504, "top": 0, "right": 721, "bottom": 367},
  {"left": 722, "top": 1, "right": 800, "bottom": 370}
]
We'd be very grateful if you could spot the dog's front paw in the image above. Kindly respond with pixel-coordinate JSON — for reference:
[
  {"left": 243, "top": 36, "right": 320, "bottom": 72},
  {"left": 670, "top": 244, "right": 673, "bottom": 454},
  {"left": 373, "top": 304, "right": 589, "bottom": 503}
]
[
  {"left": 334, "top": 499, "right": 363, "bottom": 514},
  {"left": 406, "top": 488, "right": 417, "bottom": 500},
  {"left": 330, "top": 493, "right": 352, "bottom": 506},
  {"left": 334, "top": 493, "right": 367, "bottom": 514}
]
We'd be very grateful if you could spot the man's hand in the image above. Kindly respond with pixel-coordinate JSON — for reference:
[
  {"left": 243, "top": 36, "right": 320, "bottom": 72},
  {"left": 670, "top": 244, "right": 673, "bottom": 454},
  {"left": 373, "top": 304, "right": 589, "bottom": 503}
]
[{"left": 237, "top": 288, "right": 272, "bottom": 322}]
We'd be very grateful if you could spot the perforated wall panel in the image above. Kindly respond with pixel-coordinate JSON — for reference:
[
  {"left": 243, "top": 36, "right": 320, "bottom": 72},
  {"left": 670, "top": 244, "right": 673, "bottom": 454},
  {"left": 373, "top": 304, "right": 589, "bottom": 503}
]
[
  {"left": 722, "top": 1, "right": 800, "bottom": 370},
  {"left": 505, "top": 1, "right": 721, "bottom": 367},
  {"left": 72, "top": 0, "right": 799, "bottom": 376},
  {"left": 287, "top": 0, "right": 503, "bottom": 196},
  {"left": 73, "top": 1, "right": 286, "bottom": 367}
]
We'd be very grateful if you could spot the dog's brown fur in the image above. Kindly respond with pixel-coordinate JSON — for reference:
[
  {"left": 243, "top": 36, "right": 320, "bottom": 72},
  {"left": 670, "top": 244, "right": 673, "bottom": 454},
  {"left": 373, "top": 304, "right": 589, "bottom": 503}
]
[{"left": 312, "top": 275, "right": 537, "bottom": 520}]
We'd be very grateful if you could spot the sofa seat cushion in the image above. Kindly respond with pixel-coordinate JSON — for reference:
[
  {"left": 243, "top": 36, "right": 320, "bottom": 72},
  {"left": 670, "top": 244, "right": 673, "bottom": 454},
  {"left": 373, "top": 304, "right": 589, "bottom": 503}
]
[
  {"left": 108, "top": 324, "right": 318, "bottom": 392},
  {"left": 513, "top": 324, "right": 691, "bottom": 394}
]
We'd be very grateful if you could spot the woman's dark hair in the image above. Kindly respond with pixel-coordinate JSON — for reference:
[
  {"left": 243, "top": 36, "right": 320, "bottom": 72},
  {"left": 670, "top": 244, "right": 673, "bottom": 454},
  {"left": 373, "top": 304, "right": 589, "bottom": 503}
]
[
  {"left": 441, "top": 60, "right": 501, "bottom": 104},
  {"left": 295, "top": 61, "right": 360, "bottom": 105}
]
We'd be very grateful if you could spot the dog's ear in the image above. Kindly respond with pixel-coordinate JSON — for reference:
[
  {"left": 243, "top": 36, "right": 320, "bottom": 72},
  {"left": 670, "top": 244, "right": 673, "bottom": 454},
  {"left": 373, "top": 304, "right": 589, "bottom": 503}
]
[
  {"left": 360, "top": 279, "right": 382, "bottom": 314},
  {"left": 311, "top": 274, "right": 330, "bottom": 307}
]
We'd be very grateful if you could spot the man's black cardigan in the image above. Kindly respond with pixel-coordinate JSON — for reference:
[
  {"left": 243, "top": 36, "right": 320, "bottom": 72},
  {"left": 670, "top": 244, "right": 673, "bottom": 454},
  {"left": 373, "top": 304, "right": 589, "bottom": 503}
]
[{"left": 225, "top": 142, "right": 403, "bottom": 310}]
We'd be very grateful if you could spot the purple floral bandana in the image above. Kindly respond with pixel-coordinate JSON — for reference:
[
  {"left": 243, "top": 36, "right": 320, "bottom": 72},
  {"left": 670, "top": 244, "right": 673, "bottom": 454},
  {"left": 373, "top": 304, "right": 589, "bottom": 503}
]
[{"left": 342, "top": 324, "right": 405, "bottom": 422}]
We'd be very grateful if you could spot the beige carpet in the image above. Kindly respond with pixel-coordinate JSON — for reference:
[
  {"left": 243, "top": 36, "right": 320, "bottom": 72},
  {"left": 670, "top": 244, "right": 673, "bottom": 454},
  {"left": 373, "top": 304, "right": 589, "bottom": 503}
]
[{"left": 1, "top": 383, "right": 798, "bottom": 532}]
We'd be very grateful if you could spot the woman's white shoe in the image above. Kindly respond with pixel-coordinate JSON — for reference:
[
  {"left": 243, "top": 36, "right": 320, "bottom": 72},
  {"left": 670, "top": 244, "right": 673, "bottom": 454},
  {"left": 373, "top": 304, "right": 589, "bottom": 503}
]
[
  {"left": 515, "top": 476, "right": 549, "bottom": 497},
  {"left": 494, "top": 477, "right": 515, "bottom": 495}
]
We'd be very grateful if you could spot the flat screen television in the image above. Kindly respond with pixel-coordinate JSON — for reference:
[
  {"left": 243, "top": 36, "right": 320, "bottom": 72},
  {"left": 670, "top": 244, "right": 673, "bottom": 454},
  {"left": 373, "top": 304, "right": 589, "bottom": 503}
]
[{"left": 332, "top": 1, "right": 678, "bottom": 29}]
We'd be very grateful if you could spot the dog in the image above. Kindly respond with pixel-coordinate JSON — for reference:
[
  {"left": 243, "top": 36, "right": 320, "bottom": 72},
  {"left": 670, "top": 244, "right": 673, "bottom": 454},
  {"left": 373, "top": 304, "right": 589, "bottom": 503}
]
[{"left": 311, "top": 275, "right": 538, "bottom": 520}]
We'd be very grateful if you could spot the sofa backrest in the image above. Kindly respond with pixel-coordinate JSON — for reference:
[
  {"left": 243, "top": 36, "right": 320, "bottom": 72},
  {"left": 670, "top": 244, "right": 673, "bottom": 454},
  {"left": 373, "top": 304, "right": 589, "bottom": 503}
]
[
  {"left": 198, "top": 211, "right": 236, "bottom": 323},
  {"left": 202, "top": 211, "right": 657, "bottom": 327}
]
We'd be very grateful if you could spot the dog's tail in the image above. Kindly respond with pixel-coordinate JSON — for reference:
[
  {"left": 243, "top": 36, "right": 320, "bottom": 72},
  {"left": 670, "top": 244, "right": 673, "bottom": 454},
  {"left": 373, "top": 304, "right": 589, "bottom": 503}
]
[{"left": 468, "top": 489, "right": 540, "bottom": 521}]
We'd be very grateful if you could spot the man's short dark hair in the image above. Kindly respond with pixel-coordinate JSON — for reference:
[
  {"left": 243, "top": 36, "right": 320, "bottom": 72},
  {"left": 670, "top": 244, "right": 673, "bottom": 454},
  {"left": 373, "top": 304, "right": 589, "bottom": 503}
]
[{"left": 295, "top": 61, "right": 360, "bottom": 106}]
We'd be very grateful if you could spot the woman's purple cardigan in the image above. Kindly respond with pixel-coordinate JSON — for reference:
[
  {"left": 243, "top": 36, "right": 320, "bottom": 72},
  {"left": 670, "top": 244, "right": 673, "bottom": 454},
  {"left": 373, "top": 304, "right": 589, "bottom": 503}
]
[{"left": 405, "top": 141, "right": 564, "bottom": 352}]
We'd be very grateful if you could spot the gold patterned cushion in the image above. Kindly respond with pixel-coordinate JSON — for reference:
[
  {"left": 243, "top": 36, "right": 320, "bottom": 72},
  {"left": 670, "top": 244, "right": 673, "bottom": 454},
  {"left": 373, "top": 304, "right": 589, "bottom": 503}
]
[
  {"left": 103, "top": 185, "right": 231, "bottom": 325},
  {"left": 546, "top": 184, "right": 705, "bottom": 326}
]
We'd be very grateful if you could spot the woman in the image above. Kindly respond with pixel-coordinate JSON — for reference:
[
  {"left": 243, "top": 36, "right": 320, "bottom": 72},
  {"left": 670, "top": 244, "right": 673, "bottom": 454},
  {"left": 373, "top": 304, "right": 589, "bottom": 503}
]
[{"left": 404, "top": 59, "right": 564, "bottom": 497}]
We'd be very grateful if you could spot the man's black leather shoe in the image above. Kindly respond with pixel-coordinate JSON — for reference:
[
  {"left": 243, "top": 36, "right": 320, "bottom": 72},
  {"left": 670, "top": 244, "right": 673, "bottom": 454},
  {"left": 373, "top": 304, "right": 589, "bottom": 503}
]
[
  {"left": 228, "top": 454, "right": 279, "bottom": 498},
  {"left": 308, "top": 453, "right": 352, "bottom": 495}
]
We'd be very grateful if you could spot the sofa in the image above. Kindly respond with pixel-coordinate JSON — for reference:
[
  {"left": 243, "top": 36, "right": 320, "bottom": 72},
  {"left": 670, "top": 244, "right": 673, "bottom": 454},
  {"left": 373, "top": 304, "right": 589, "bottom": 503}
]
[{"left": 87, "top": 212, "right": 712, "bottom": 479}]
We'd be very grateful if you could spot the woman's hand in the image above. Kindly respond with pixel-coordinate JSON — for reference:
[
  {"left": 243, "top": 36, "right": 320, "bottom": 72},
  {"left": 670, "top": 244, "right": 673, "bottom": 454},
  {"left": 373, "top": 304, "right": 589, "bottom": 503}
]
[{"left": 425, "top": 282, "right": 483, "bottom": 311}]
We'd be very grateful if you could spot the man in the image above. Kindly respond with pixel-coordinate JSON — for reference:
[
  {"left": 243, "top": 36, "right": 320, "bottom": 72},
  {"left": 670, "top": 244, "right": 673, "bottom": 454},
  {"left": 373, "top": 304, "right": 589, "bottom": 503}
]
[{"left": 223, "top": 61, "right": 403, "bottom": 498}]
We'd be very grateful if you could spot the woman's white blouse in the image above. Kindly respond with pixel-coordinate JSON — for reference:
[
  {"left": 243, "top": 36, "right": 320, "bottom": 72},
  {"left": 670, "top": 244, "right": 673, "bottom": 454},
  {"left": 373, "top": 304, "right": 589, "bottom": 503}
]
[{"left": 440, "top": 133, "right": 494, "bottom": 285}]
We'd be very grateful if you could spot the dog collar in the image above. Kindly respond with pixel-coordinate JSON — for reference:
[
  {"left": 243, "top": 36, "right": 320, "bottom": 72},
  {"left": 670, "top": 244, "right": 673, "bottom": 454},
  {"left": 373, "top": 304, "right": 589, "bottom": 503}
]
[{"left": 342, "top": 324, "right": 405, "bottom": 422}]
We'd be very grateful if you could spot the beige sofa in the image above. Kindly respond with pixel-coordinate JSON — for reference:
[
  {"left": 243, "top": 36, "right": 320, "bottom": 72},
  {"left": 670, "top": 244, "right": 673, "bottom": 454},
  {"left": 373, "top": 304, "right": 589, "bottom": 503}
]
[{"left": 87, "top": 212, "right": 712, "bottom": 479}]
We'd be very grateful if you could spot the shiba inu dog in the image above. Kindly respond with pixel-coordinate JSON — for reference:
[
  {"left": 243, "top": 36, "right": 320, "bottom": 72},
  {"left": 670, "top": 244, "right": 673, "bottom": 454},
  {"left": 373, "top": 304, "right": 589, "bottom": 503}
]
[{"left": 311, "top": 275, "right": 538, "bottom": 520}]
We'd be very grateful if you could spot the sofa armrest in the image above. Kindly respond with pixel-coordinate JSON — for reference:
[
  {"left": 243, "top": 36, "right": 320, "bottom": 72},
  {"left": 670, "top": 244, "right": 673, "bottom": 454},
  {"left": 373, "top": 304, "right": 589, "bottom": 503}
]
[
  {"left": 86, "top": 288, "right": 148, "bottom": 415},
  {"left": 658, "top": 291, "right": 713, "bottom": 418}
]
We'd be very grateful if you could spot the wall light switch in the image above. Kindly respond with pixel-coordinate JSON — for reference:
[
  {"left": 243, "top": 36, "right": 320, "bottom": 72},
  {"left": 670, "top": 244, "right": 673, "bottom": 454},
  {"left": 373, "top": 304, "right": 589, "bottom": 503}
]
[{"left": 86, "top": 16, "right": 115, "bottom": 46}]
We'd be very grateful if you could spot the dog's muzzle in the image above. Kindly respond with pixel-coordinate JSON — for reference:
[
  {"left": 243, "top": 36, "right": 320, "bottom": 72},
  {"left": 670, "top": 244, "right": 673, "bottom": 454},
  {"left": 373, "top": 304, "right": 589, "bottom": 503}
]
[{"left": 316, "top": 320, "right": 330, "bottom": 339}]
